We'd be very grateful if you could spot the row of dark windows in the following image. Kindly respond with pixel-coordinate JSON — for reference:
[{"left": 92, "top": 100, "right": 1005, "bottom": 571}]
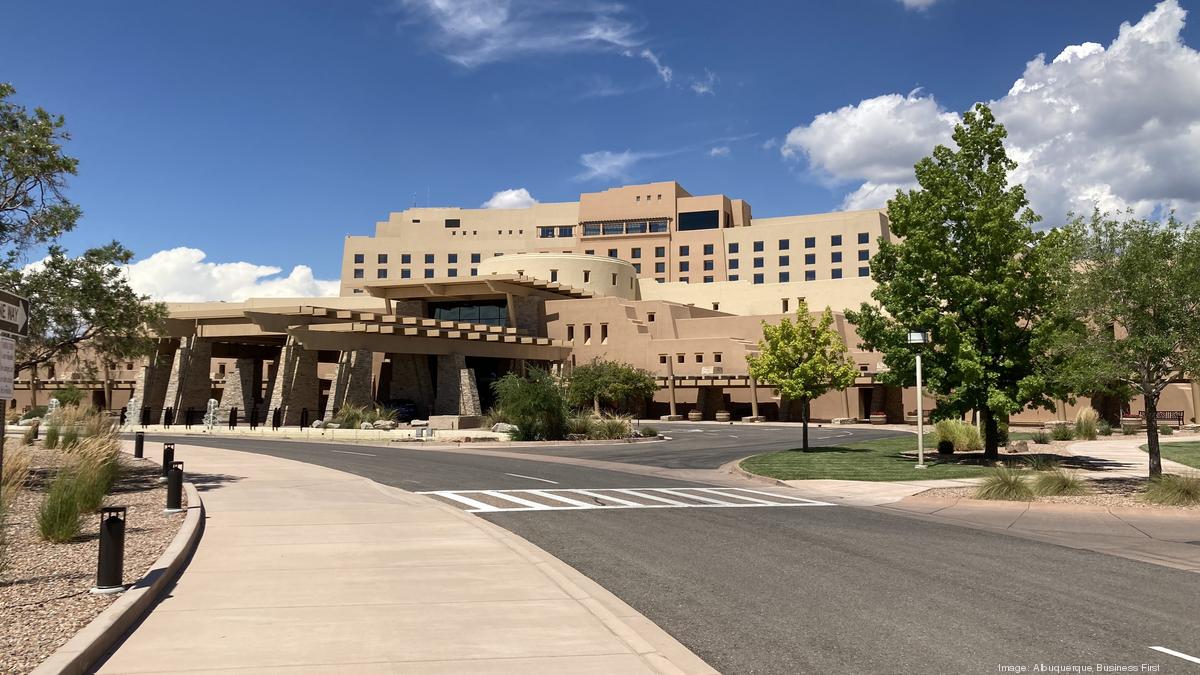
[{"left": 353, "top": 268, "right": 480, "bottom": 279}]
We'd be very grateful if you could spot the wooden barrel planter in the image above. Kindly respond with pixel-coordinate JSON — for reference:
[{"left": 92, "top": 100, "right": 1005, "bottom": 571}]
[
  {"left": 687, "top": 410, "right": 703, "bottom": 422},
  {"left": 714, "top": 411, "right": 731, "bottom": 423}
]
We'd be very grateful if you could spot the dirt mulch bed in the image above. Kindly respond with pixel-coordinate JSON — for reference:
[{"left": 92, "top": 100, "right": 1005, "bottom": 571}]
[
  {"left": 921, "top": 476, "right": 1200, "bottom": 510},
  {"left": 0, "top": 446, "right": 187, "bottom": 674}
]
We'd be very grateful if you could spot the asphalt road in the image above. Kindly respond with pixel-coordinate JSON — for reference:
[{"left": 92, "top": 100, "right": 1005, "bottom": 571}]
[{"left": 142, "top": 426, "right": 1200, "bottom": 674}]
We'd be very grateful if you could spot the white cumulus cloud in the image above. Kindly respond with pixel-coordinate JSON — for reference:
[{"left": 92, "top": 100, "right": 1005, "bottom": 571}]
[
  {"left": 481, "top": 187, "right": 539, "bottom": 208},
  {"left": 122, "top": 248, "right": 339, "bottom": 302},
  {"left": 709, "top": 146, "right": 731, "bottom": 158},
  {"left": 781, "top": 0, "right": 1200, "bottom": 221}
]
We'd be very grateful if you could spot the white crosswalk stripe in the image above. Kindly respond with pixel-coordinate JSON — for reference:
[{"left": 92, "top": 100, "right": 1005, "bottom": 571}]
[{"left": 418, "top": 487, "right": 835, "bottom": 513}]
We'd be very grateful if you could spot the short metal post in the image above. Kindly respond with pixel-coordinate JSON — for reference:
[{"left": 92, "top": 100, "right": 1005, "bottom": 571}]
[
  {"left": 92, "top": 506, "right": 127, "bottom": 594},
  {"left": 32, "top": 421, "right": 40, "bottom": 441},
  {"left": 300, "top": 408, "right": 309, "bottom": 429},
  {"left": 229, "top": 407, "right": 237, "bottom": 429},
  {"left": 185, "top": 407, "right": 194, "bottom": 429},
  {"left": 249, "top": 405, "right": 258, "bottom": 430},
  {"left": 166, "top": 461, "right": 184, "bottom": 512},
  {"left": 272, "top": 407, "right": 281, "bottom": 430},
  {"left": 119, "top": 407, "right": 127, "bottom": 426},
  {"left": 161, "top": 442, "right": 175, "bottom": 480},
  {"left": 134, "top": 431, "right": 145, "bottom": 459},
  {"left": 164, "top": 407, "right": 173, "bottom": 429}
]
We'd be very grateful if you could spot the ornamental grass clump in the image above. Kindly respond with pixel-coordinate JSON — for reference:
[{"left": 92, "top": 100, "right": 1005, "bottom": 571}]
[
  {"left": 975, "top": 467, "right": 1034, "bottom": 502},
  {"left": 1031, "top": 430, "right": 1051, "bottom": 445},
  {"left": 1097, "top": 420, "right": 1113, "bottom": 436},
  {"left": 566, "top": 415, "right": 595, "bottom": 438},
  {"left": 1024, "top": 454, "right": 1061, "bottom": 472},
  {"left": 1141, "top": 474, "right": 1200, "bottom": 507},
  {"left": 1051, "top": 425, "right": 1076, "bottom": 442},
  {"left": 37, "top": 431, "right": 124, "bottom": 542},
  {"left": 1033, "top": 470, "right": 1090, "bottom": 497},
  {"left": 590, "top": 415, "right": 632, "bottom": 440},
  {"left": 934, "top": 419, "right": 982, "bottom": 454},
  {"left": 1074, "top": 407, "right": 1099, "bottom": 440},
  {"left": 38, "top": 469, "right": 83, "bottom": 543}
]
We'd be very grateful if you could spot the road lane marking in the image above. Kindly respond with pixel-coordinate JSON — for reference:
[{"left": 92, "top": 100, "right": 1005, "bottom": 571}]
[
  {"left": 331, "top": 450, "right": 377, "bottom": 457},
  {"left": 613, "top": 489, "right": 693, "bottom": 506},
  {"left": 432, "top": 492, "right": 500, "bottom": 512},
  {"left": 1150, "top": 646, "right": 1200, "bottom": 665},
  {"left": 570, "top": 489, "right": 643, "bottom": 506},
  {"left": 527, "top": 490, "right": 594, "bottom": 507},
  {"left": 504, "top": 472, "right": 559, "bottom": 484},
  {"left": 483, "top": 490, "right": 554, "bottom": 510},
  {"left": 650, "top": 488, "right": 747, "bottom": 506},
  {"left": 417, "top": 487, "right": 836, "bottom": 513}
]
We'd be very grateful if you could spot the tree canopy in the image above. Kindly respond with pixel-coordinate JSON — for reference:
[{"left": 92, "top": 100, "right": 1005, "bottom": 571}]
[
  {"left": 1051, "top": 211, "right": 1200, "bottom": 478},
  {"left": 846, "top": 104, "right": 1069, "bottom": 459},
  {"left": 747, "top": 301, "right": 856, "bottom": 449},
  {"left": 565, "top": 359, "right": 656, "bottom": 416}
]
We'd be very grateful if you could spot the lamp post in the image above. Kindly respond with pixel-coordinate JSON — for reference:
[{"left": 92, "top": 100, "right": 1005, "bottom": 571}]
[{"left": 907, "top": 330, "right": 930, "bottom": 469}]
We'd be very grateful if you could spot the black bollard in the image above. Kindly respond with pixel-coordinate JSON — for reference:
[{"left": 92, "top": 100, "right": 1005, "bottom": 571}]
[
  {"left": 161, "top": 442, "right": 175, "bottom": 480},
  {"left": 134, "top": 431, "right": 145, "bottom": 459},
  {"left": 93, "top": 507, "right": 127, "bottom": 594},
  {"left": 229, "top": 407, "right": 237, "bottom": 429},
  {"left": 166, "top": 461, "right": 184, "bottom": 512},
  {"left": 141, "top": 406, "right": 151, "bottom": 427}
]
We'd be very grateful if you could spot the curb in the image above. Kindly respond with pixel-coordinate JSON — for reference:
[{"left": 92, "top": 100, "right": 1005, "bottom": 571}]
[
  {"left": 721, "top": 456, "right": 791, "bottom": 487},
  {"left": 31, "top": 482, "right": 205, "bottom": 675},
  {"left": 365, "top": 480, "right": 718, "bottom": 675}
]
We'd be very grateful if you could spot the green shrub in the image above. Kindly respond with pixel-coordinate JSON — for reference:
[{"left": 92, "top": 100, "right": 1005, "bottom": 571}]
[
  {"left": 1031, "top": 430, "right": 1051, "bottom": 445},
  {"left": 565, "top": 359, "right": 656, "bottom": 416},
  {"left": 936, "top": 439, "right": 955, "bottom": 455},
  {"left": 1033, "top": 470, "right": 1089, "bottom": 496},
  {"left": 1141, "top": 474, "right": 1200, "bottom": 506},
  {"left": 934, "top": 419, "right": 982, "bottom": 453},
  {"left": 73, "top": 437, "right": 123, "bottom": 512},
  {"left": 1158, "top": 424, "right": 1174, "bottom": 436},
  {"left": 481, "top": 407, "right": 510, "bottom": 428},
  {"left": 331, "top": 404, "right": 398, "bottom": 429},
  {"left": 975, "top": 468, "right": 1034, "bottom": 502},
  {"left": 44, "top": 424, "right": 60, "bottom": 449},
  {"left": 566, "top": 416, "right": 596, "bottom": 438},
  {"left": 996, "top": 421, "right": 1009, "bottom": 447},
  {"left": 589, "top": 416, "right": 631, "bottom": 440},
  {"left": 54, "top": 385, "right": 85, "bottom": 407},
  {"left": 1097, "top": 420, "right": 1113, "bottom": 436},
  {"left": 61, "top": 426, "right": 79, "bottom": 449},
  {"left": 22, "top": 421, "right": 38, "bottom": 446},
  {"left": 1024, "top": 454, "right": 1060, "bottom": 472},
  {"left": 1051, "top": 425, "right": 1075, "bottom": 441},
  {"left": 640, "top": 426, "right": 658, "bottom": 438},
  {"left": 19, "top": 405, "right": 47, "bottom": 422},
  {"left": 38, "top": 469, "right": 83, "bottom": 543},
  {"left": 1121, "top": 423, "right": 1140, "bottom": 435},
  {"left": 492, "top": 368, "right": 569, "bottom": 441},
  {"left": 1074, "top": 407, "right": 1099, "bottom": 440}
]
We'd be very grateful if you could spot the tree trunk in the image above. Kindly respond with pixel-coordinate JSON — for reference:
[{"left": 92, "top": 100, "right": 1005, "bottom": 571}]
[
  {"left": 1144, "top": 393, "right": 1162, "bottom": 479},
  {"left": 982, "top": 407, "right": 999, "bottom": 460},
  {"left": 801, "top": 398, "right": 810, "bottom": 450},
  {"left": 593, "top": 395, "right": 601, "bottom": 418}
]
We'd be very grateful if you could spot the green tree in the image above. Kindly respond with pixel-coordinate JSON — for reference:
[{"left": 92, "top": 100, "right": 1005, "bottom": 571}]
[
  {"left": 1052, "top": 212, "right": 1200, "bottom": 478},
  {"left": 566, "top": 359, "right": 656, "bottom": 416},
  {"left": 846, "top": 104, "right": 1068, "bottom": 459},
  {"left": 491, "top": 367, "right": 569, "bottom": 441},
  {"left": 747, "top": 302, "right": 856, "bottom": 449}
]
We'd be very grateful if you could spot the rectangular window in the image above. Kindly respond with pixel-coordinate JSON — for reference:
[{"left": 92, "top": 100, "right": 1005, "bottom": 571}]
[
  {"left": 703, "top": 243, "right": 714, "bottom": 255},
  {"left": 782, "top": 298, "right": 790, "bottom": 312},
  {"left": 608, "top": 248, "right": 618, "bottom": 258},
  {"left": 729, "top": 258, "right": 739, "bottom": 269},
  {"left": 779, "top": 255, "right": 790, "bottom": 266},
  {"left": 448, "top": 253, "right": 458, "bottom": 263},
  {"left": 677, "top": 354, "right": 685, "bottom": 364},
  {"left": 470, "top": 268, "right": 477, "bottom": 276},
  {"left": 377, "top": 269, "right": 387, "bottom": 279},
  {"left": 831, "top": 234, "right": 843, "bottom": 246},
  {"left": 858, "top": 232, "right": 869, "bottom": 244},
  {"left": 805, "top": 270, "right": 816, "bottom": 281},
  {"left": 753, "top": 257, "right": 764, "bottom": 268},
  {"left": 858, "top": 250, "right": 869, "bottom": 261},
  {"left": 585, "top": 249, "right": 594, "bottom": 255},
  {"left": 832, "top": 268, "right": 843, "bottom": 279},
  {"left": 779, "top": 271, "right": 790, "bottom": 283},
  {"left": 695, "top": 353, "right": 704, "bottom": 363},
  {"left": 631, "top": 248, "right": 641, "bottom": 258},
  {"left": 567, "top": 325, "right": 575, "bottom": 341},
  {"left": 401, "top": 253, "right": 411, "bottom": 264},
  {"left": 353, "top": 253, "right": 364, "bottom": 264},
  {"left": 610, "top": 273, "right": 618, "bottom": 285},
  {"left": 601, "top": 323, "right": 609, "bottom": 344},
  {"left": 659, "top": 354, "right": 668, "bottom": 364},
  {"left": 714, "top": 353, "right": 722, "bottom": 363},
  {"left": 583, "top": 270, "right": 591, "bottom": 283},
  {"left": 424, "top": 269, "right": 434, "bottom": 278},
  {"left": 471, "top": 253, "right": 481, "bottom": 263},
  {"left": 353, "top": 268, "right": 364, "bottom": 279},
  {"left": 603, "top": 223, "right": 623, "bottom": 235},
  {"left": 558, "top": 226, "right": 574, "bottom": 237},
  {"left": 626, "top": 221, "right": 647, "bottom": 234},
  {"left": 583, "top": 224, "right": 601, "bottom": 236},
  {"left": 677, "top": 210, "right": 720, "bottom": 231},
  {"left": 649, "top": 220, "right": 668, "bottom": 233},
  {"left": 550, "top": 269, "right": 558, "bottom": 282},
  {"left": 753, "top": 273, "right": 764, "bottom": 284},
  {"left": 584, "top": 324, "right": 592, "bottom": 344},
  {"left": 401, "top": 269, "right": 411, "bottom": 279},
  {"left": 680, "top": 276, "right": 689, "bottom": 283},
  {"left": 425, "top": 253, "right": 435, "bottom": 264},
  {"left": 859, "top": 266, "right": 870, "bottom": 277},
  {"left": 831, "top": 252, "right": 842, "bottom": 263},
  {"left": 679, "top": 245, "right": 689, "bottom": 256},
  {"left": 729, "top": 274, "right": 739, "bottom": 281},
  {"left": 703, "top": 275, "right": 714, "bottom": 283},
  {"left": 539, "top": 226, "right": 556, "bottom": 238},
  {"left": 655, "top": 246, "right": 665, "bottom": 257},
  {"left": 753, "top": 241, "right": 764, "bottom": 252},
  {"left": 632, "top": 263, "right": 641, "bottom": 273},
  {"left": 728, "top": 242, "right": 739, "bottom": 254},
  {"left": 805, "top": 237, "right": 816, "bottom": 248},
  {"left": 679, "top": 261, "right": 689, "bottom": 272},
  {"left": 703, "top": 259, "right": 714, "bottom": 271},
  {"left": 805, "top": 253, "right": 816, "bottom": 265},
  {"left": 378, "top": 254, "right": 388, "bottom": 264},
  {"left": 648, "top": 312, "right": 656, "bottom": 322},
  {"left": 447, "top": 269, "right": 458, "bottom": 277},
  {"left": 655, "top": 262, "right": 665, "bottom": 273},
  {"left": 445, "top": 218, "right": 460, "bottom": 228},
  {"left": 779, "top": 239, "right": 790, "bottom": 250}
]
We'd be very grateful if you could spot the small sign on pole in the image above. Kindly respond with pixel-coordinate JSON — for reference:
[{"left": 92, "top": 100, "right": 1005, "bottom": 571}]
[
  {"left": 0, "top": 336, "right": 13, "bottom": 400},
  {"left": 0, "top": 290, "right": 29, "bottom": 337}
]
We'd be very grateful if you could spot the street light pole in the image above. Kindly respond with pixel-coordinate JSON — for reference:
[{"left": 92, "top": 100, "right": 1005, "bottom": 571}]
[{"left": 907, "top": 330, "right": 930, "bottom": 470}]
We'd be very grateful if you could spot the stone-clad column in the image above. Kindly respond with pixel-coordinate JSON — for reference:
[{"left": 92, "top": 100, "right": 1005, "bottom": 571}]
[
  {"left": 434, "top": 353, "right": 481, "bottom": 416},
  {"left": 266, "top": 335, "right": 319, "bottom": 425},
  {"left": 324, "top": 349, "right": 375, "bottom": 419},
  {"left": 387, "top": 354, "right": 435, "bottom": 418},
  {"left": 160, "top": 337, "right": 213, "bottom": 424},
  {"left": 127, "top": 344, "right": 174, "bottom": 423},
  {"left": 218, "top": 358, "right": 259, "bottom": 422}
]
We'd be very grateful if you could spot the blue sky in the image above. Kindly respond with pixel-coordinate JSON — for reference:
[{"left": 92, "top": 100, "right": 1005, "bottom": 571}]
[{"left": 6, "top": 0, "right": 1200, "bottom": 299}]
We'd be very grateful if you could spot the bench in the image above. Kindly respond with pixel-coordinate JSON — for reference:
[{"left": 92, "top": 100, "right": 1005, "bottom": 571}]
[{"left": 1137, "top": 410, "right": 1184, "bottom": 428}]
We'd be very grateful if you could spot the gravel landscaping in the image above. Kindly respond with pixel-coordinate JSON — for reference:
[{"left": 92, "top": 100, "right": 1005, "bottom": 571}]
[
  {"left": 0, "top": 446, "right": 186, "bottom": 674},
  {"left": 919, "top": 476, "right": 1200, "bottom": 510}
]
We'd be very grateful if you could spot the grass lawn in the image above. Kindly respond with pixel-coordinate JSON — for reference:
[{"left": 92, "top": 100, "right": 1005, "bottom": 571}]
[
  {"left": 1141, "top": 441, "right": 1200, "bottom": 470},
  {"left": 740, "top": 434, "right": 997, "bottom": 482}
]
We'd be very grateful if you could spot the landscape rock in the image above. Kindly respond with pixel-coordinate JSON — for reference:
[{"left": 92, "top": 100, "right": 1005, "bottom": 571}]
[
  {"left": 1007, "top": 440, "right": 1029, "bottom": 454},
  {"left": 410, "top": 419, "right": 428, "bottom": 427},
  {"left": 311, "top": 420, "right": 325, "bottom": 429},
  {"left": 360, "top": 422, "right": 373, "bottom": 430},
  {"left": 490, "top": 422, "right": 518, "bottom": 434},
  {"left": 372, "top": 420, "right": 398, "bottom": 430}
]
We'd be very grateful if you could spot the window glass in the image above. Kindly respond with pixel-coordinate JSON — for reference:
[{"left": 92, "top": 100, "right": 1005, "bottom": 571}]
[
  {"left": 858, "top": 232, "right": 869, "bottom": 244},
  {"left": 353, "top": 268, "right": 363, "bottom": 279},
  {"left": 471, "top": 253, "right": 481, "bottom": 263},
  {"left": 703, "top": 260, "right": 714, "bottom": 271},
  {"left": 401, "top": 253, "right": 411, "bottom": 264},
  {"left": 626, "top": 222, "right": 647, "bottom": 234},
  {"left": 582, "top": 224, "right": 601, "bottom": 236},
  {"left": 378, "top": 254, "right": 388, "bottom": 264},
  {"left": 703, "top": 244, "right": 714, "bottom": 255},
  {"left": 444, "top": 219, "right": 460, "bottom": 228},
  {"left": 753, "top": 273, "right": 764, "bottom": 284},
  {"left": 805, "top": 270, "right": 816, "bottom": 281},
  {"left": 649, "top": 221, "right": 668, "bottom": 233},
  {"left": 602, "top": 223, "right": 623, "bottom": 235},
  {"left": 831, "top": 235, "right": 843, "bottom": 246},
  {"left": 753, "top": 257, "right": 764, "bottom": 268},
  {"left": 831, "top": 252, "right": 842, "bottom": 263},
  {"left": 729, "top": 259, "right": 739, "bottom": 269},
  {"left": 779, "top": 255, "right": 789, "bottom": 266},
  {"left": 859, "top": 266, "right": 870, "bottom": 277},
  {"left": 558, "top": 226, "right": 574, "bottom": 237},
  {"left": 679, "top": 245, "right": 690, "bottom": 256},
  {"left": 859, "top": 250, "right": 869, "bottom": 261},
  {"left": 753, "top": 241, "right": 764, "bottom": 252},
  {"left": 779, "top": 239, "right": 790, "bottom": 250},
  {"left": 424, "top": 253, "right": 435, "bottom": 264},
  {"left": 448, "top": 253, "right": 458, "bottom": 263},
  {"left": 805, "top": 253, "right": 815, "bottom": 265},
  {"left": 631, "top": 248, "right": 641, "bottom": 258},
  {"left": 401, "top": 269, "right": 411, "bottom": 279},
  {"left": 655, "top": 246, "right": 665, "bottom": 257},
  {"left": 779, "top": 271, "right": 790, "bottom": 283},
  {"left": 805, "top": 237, "right": 816, "bottom": 248},
  {"left": 353, "top": 253, "right": 364, "bottom": 264},
  {"left": 728, "top": 242, "right": 739, "bottom": 254},
  {"left": 832, "top": 268, "right": 843, "bottom": 279},
  {"left": 539, "top": 227, "right": 555, "bottom": 238},
  {"left": 677, "top": 210, "right": 719, "bottom": 231}
]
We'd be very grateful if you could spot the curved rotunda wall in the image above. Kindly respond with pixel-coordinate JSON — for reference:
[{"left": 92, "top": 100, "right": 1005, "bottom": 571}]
[{"left": 478, "top": 253, "right": 640, "bottom": 300}]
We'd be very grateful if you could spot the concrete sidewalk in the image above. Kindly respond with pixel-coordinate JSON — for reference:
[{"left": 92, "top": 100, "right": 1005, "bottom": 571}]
[{"left": 96, "top": 442, "right": 714, "bottom": 674}]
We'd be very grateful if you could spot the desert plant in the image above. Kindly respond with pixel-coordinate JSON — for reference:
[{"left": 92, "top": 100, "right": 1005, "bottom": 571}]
[
  {"left": 71, "top": 435, "right": 123, "bottom": 512},
  {"left": 1024, "top": 454, "right": 1061, "bottom": 472},
  {"left": 1097, "top": 420, "right": 1113, "bottom": 436},
  {"left": 640, "top": 426, "right": 658, "bottom": 438},
  {"left": 38, "top": 469, "right": 83, "bottom": 542},
  {"left": 1031, "top": 430, "right": 1051, "bottom": 445},
  {"left": 1074, "top": 407, "right": 1099, "bottom": 440},
  {"left": 43, "top": 424, "right": 60, "bottom": 449},
  {"left": 1051, "top": 425, "right": 1075, "bottom": 441},
  {"left": 21, "top": 420, "right": 39, "bottom": 446},
  {"left": 492, "top": 368, "right": 569, "bottom": 441},
  {"left": 61, "top": 425, "right": 80, "bottom": 449},
  {"left": 1121, "top": 423, "right": 1140, "bottom": 435},
  {"left": 1, "top": 442, "right": 30, "bottom": 505},
  {"left": 1158, "top": 424, "right": 1174, "bottom": 436},
  {"left": 19, "top": 405, "right": 47, "bottom": 422},
  {"left": 934, "top": 419, "right": 982, "bottom": 453},
  {"left": 566, "top": 416, "right": 596, "bottom": 437},
  {"left": 1033, "top": 470, "right": 1090, "bottom": 496},
  {"left": 975, "top": 468, "right": 1034, "bottom": 501},
  {"left": 590, "top": 416, "right": 631, "bottom": 440},
  {"left": 54, "top": 384, "right": 85, "bottom": 407},
  {"left": 481, "top": 407, "right": 510, "bottom": 428},
  {"left": 1141, "top": 474, "right": 1200, "bottom": 506}
]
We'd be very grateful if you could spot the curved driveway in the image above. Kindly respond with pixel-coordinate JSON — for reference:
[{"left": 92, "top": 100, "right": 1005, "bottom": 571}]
[{"left": 140, "top": 424, "right": 1200, "bottom": 674}]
